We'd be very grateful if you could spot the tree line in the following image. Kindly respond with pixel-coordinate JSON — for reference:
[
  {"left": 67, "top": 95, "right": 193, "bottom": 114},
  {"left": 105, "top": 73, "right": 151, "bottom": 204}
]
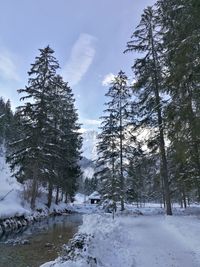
[{"left": 95, "top": 0, "right": 200, "bottom": 215}]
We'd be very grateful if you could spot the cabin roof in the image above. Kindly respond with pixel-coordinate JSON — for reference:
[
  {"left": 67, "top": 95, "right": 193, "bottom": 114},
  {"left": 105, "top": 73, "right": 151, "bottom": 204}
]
[{"left": 88, "top": 191, "right": 101, "bottom": 200}]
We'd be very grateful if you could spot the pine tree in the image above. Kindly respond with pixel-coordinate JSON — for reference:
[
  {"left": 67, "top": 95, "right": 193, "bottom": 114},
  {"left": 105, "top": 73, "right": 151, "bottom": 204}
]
[
  {"left": 8, "top": 46, "right": 60, "bottom": 209},
  {"left": 0, "top": 98, "right": 15, "bottom": 146},
  {"left": 7, "top": 47, "right": 82, "bottom": 209},
  {"left": 126, "top": 148, "right": 144, "bottom": 206},
  {"left": 42, "top": 74, "right": 65, "bottom": 207},
  {"left": 58, "top": 78, "right": 82, "bottom": 203},
  {"left": 125, "top": 6, "right": 172, "bottom": 215},
  {"left": 96, "top": 112, "right": 120, "bottom": 210},
  {"left": 158, "top": 0, "right": 200, "bottom": 201},
  {"left": 96, "top": 71, "right": 132, "bottom": 211}
]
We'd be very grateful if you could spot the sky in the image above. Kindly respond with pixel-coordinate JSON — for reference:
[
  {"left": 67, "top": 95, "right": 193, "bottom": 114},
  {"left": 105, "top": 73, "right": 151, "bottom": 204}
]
[{"left": 0, "top": 0, "right": 155, "bottom": 131}]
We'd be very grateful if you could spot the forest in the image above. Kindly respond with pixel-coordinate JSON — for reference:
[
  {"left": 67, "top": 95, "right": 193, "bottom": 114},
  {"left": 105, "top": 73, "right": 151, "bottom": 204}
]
[
  {"left": 91, "top": 0, "right": 200, "bottom": 216},
  {"left": 1, "top": 1, "right": 200, "bottom": 266},
  {"left": 0, "top": 0, "right": 199, "bottom": 218}
]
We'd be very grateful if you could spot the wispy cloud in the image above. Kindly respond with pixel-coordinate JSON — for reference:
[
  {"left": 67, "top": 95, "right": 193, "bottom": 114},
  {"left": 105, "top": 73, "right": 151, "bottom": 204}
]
[
  {"left": 0, "top": 50, "right": 20, "bottom": 82},
  {"left": 83, "top": 118, "right": 101, "bottom": 126},
  {"left": 102, "top": 73, "right": 116, "bottom": 86},
  {"left": 78, "top": 128, "right": 88, "bottom": 134},
  {"left": 62, "top": 33, "right": 96, "bottom": 87}
]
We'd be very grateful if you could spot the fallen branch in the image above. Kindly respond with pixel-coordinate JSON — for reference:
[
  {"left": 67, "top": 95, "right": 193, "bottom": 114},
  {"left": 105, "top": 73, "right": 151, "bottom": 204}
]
[{"left": 0, "top": 189, "right": 14, "bottom": 201}]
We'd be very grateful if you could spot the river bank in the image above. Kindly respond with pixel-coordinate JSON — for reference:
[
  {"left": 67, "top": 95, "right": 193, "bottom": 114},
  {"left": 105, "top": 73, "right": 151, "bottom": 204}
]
[
  {"left": 0, "top": 214, "right": 83, "bottom": 267},
  {"left": 0, "top": 204, "right": 72, "bottom": 239}
]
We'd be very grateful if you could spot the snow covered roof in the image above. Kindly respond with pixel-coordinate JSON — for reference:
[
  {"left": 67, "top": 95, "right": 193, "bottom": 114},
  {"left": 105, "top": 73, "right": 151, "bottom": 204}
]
[{"left": 88, "top": 191, "right": 101, "bottom": 200}]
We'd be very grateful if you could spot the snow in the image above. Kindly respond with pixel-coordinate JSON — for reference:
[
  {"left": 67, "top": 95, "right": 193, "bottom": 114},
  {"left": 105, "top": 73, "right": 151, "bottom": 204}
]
[
  {"left": 126, "top": 216, "right": 199, "bottom": 267},
  {"left": 0, "top": 190, "right": 30, "bottom": 219},
  {"left": 0, "top": 143, "right": 99, "bottom": 220},
  {"left": 88, "top": 191, "right": 101, "bottom": 200},
  {"left": 0, "top": 114, "right": 5, "bottom": 119},
  {"left": 82, "top": 166, "right": 94, "bottom": 179},
  {"left": 42, "top": 210, "right": 200, "bottom": 267},
  {"left": 80, "top": 157, "right": 95, "bottom": 180},
  {"left": 82, "top": 130, "right": 98, "bottom": 161},
  {"left": 68, "top": 203, "right": 99, "bottom": 214},
  {"left": 163, "top": 216, "right": 200, "bottom": 263},
  {"left": 0, "top": 146, "right": 19, "bottom": 195},
  {"left": 69, "top": 193, "right": 101, "bottom": 214},
  {"left": 0, "top": 145, "right": 28, "bottom": 219},
  {"left": 73, "top": 193, "right": 88, "bottom": 204},
  {"left": 79, "top": 130, "right": 98, "bottom": 179},
  {"left": 0, "top": 146, "right": 93, "bottom": 219},
  {"left": 2, "top": 142, "right": 200, "bottom": 267}
]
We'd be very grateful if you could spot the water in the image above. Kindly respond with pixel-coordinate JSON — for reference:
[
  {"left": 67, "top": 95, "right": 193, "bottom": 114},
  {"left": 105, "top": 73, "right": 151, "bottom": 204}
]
[{"left": 0, "top": 214, "right": 82, "bottom": 267}]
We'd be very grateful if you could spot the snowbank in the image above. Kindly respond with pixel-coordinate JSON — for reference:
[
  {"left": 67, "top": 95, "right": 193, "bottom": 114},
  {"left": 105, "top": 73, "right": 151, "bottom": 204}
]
[
  {"left": 0, "top": 190, "right": 30, "bottom": 219},
  {"left": 0, "top": 146, "right": 27, "bottom": 219}
]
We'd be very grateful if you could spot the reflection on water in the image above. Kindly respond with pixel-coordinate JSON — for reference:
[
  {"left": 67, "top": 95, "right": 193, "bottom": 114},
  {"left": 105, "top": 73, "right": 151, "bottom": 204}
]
[{"left": 0, "top": 214, "right": 82, "bottom": 267}]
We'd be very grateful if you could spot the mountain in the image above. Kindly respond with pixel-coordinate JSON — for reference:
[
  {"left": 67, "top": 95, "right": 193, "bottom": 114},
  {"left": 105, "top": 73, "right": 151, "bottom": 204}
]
[
  {"left": 79, "top": 156, "right": 95, "bottom": 179},
  {"left": 81, "top": 130, "right": 98, "bottom": 161},
  {"left": 80, "top": 130, "right": 98, "bottom": 179}
]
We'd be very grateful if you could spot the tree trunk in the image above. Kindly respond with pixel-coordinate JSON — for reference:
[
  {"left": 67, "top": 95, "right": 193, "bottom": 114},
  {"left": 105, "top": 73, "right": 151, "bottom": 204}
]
[
  {"left": 111, "top": 148, "right": 116, "bottom": 208},
  {"left": 187, "top": 196, "right": 190, "bottom": 206},
  {"left": 65, "top": 192, "right": 68, "bottom": 203},
  {"left": 155, "top": 92, "right": 172, "bottom": 215},
  {"left": 55, "top": 186, "right": 59, "bottom": 205},
  {"left": 30, "top": 178, "right": 37, "bottom": 210},
  {"left": 119, "top": 96, "right": 125, "bottom": 211},
  {"left": 47, "top": 182, "right": 53, "bottom": 208},
  {"left": 30, "top": 166, "right": 38, "bottom": 210},
  {"left": 160, "top": 165, "right": 166, "bottom": 208},
  {"left": 61, "top": 190, "right": 64, "bottom": 202},
  {"left": 149, "top": 22, "right": 172, "bottom": 215},
  {"left": 188, "top": 95, "right": 200, "bottom": 200},
  {"left": 183, "top": 190, "right": 187, "bottom": 209},
  {"left": 180, "top": 196, "right": 183, "bottom": 208}
]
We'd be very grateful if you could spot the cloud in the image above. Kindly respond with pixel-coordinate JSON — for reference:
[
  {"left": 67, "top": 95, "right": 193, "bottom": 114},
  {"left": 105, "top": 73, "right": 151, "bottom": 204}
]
[
  {"left": 0, "top": 50, "right": 20, "bottom": 81},
  {"left": 102, "top": 73, "right": 116, "bottom": 86},
  {"left": 83, "top": 119, "right": 101, "bottom": 126},
  {"left": 62, "top": 33, "right": 96, "bottom": 87},
  {"left": 78, "top": 128, "right": 88, "bottom": 134}
]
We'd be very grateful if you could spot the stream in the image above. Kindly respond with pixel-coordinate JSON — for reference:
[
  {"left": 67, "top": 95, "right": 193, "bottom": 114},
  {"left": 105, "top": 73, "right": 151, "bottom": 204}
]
[{"left": 0, "top": 214, "right": 83, "bottom": 267}]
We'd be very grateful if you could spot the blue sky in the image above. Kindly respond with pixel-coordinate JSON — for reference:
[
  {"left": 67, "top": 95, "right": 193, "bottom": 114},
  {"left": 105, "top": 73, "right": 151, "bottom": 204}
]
[{"left": 0, "top": 0, "right": 155, "bottom": 131}]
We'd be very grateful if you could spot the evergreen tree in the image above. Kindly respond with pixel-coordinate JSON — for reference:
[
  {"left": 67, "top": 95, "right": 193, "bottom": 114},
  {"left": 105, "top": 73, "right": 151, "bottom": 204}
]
[
  {"left": 96, "top": 112, "right": 120, "bottom": 210},
  {"left": 158, "top": 0, "right": 200, "bottom": 200},
  {"left": 125, "top": 7, "right": 172, "bottom": 215},
  {"left": 96, "top": 71, "right": 132, "bottom": 211},
  {"left": 83, "top": 177, "right": 98, "bottom": 195},
  {"left": 8, "top": 46, "right": 60, "bottom": 209},
  {"left": 0, "top": 98, "right": 15, "bottom": 146},
  {"left": 58, "top": 78, "right": 82, "bottom": 203},
  {"left": 7, "top": 47, "right": 82, "bottom": 209},
  {"left": 126, "top": 148, "right": 144, "bottom": 206}
]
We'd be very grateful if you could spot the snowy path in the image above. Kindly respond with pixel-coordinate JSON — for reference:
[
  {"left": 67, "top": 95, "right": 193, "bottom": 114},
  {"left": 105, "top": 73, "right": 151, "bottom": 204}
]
[
  {"left": 41, "top": 214, "right": 200, "bottom": 267},
  {"left": 121, "top": 216, "right": 199, "bottom": 267}
]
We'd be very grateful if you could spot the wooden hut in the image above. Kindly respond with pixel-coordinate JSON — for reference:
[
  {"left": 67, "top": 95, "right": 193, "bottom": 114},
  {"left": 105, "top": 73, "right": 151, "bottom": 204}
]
[{"left": 89, "top": 191, "right": 101, "bottom": 204}]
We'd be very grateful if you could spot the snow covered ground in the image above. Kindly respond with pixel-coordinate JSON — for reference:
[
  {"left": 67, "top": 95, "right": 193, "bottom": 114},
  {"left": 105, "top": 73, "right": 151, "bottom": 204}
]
[
  {"left": 0, "top": 146, "right": 28, "bottom": 219},
  {"left": 2, "top": 145, "right": 200, "bottom": 267},
  {"left": 41, "top": 211, "right": 200, "bottom": 267},
  {"left": 0, "top": 146, "right": 95, "bottom": 220}
]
